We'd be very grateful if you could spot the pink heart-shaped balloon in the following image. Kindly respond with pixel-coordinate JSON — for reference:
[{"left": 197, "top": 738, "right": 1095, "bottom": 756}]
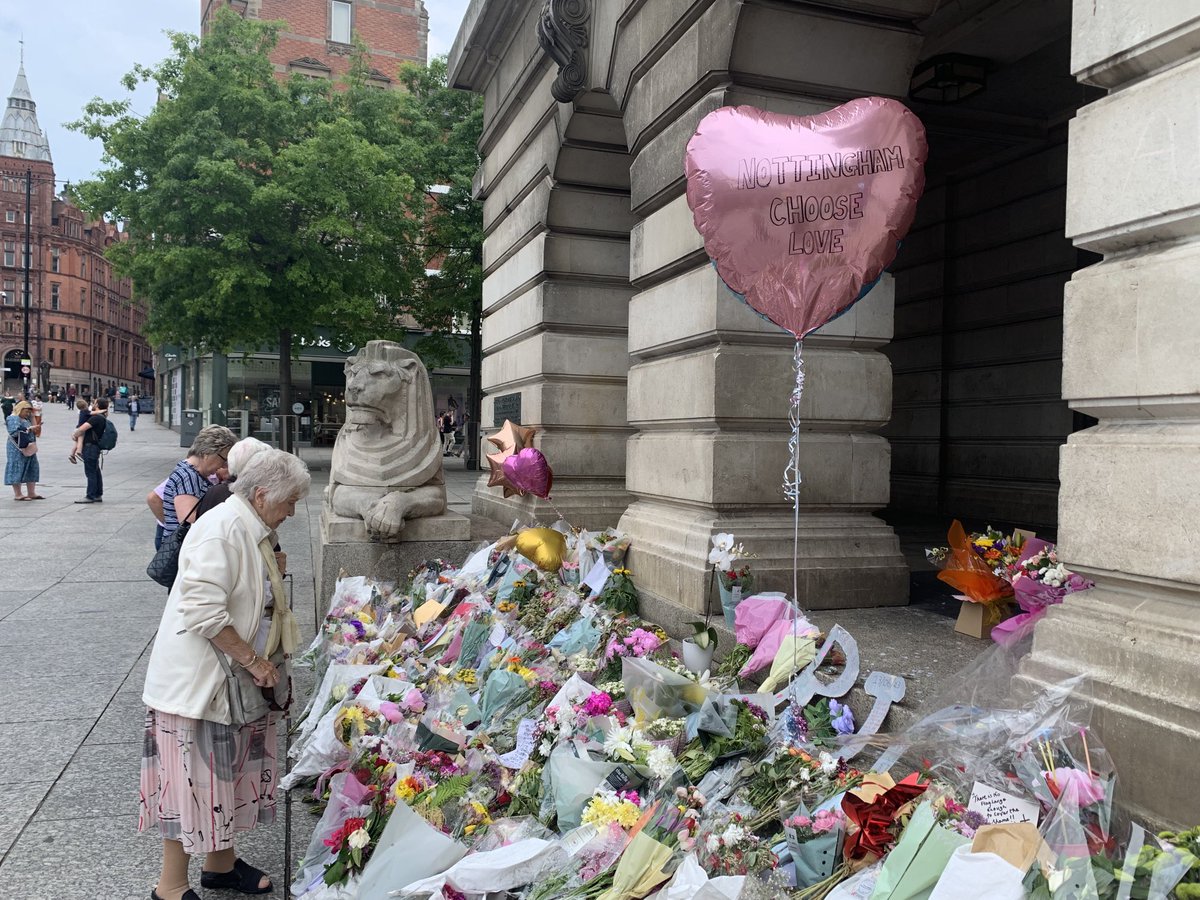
[
  {"left": 685, "top": 99, "right": 927, "bottom": 338},
  {"left": 502, "top": 447, "right": 554, "bottom": 499}
]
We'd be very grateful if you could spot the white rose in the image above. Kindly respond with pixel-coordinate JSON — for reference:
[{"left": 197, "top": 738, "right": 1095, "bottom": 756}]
[{"left": 347, "top": 828, "right": 371, "bottom": 850}]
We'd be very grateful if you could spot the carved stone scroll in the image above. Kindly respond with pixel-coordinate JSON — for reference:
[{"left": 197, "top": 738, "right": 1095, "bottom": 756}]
[{"left": 537, "top": 0, "right": 589, "bottom": 103}]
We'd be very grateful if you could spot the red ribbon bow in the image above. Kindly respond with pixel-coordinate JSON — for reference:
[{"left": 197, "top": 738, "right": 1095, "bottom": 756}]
[{"left": 841, "top": 772, "right": 929, "bottom": 860}]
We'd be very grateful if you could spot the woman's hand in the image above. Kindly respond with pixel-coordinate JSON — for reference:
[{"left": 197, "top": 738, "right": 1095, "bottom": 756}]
[{"left": 247, "top": 656, "right": 279, "bottom": 689}]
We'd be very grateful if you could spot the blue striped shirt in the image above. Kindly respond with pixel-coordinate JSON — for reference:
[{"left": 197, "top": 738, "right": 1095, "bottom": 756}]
[{"left": 162, "top": 460, "right": 209, "bottom": 536}]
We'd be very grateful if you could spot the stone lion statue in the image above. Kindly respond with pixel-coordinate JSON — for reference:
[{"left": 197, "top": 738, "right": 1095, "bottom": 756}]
[{"left": 325, "top": 340, "right": 448, "bottom": 540}]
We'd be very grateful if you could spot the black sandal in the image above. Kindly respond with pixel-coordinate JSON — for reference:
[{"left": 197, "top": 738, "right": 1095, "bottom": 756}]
[
  {"left": 200, "top": 858, "right": 274, "bottom": 894},
  {"left": 151, "top": 890, "right": 201, "bottom": 900}
]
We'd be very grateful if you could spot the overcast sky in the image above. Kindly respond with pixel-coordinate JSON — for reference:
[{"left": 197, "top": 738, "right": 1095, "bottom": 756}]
[{"left": 0, "top": 0, "right": 470, "bottom": 187}]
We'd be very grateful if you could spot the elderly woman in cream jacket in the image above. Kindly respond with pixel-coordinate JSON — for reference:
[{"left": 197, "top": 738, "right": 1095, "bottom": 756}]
[{"left": 140, "top": 449, "right": 310, "bottom": 900}]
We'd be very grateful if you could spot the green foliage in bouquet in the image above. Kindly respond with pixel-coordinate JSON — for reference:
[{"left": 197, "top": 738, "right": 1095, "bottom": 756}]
[
  {"left": 413, "top": 774, "right": 472, "bottom": 811},
  {"left": 715, "top": 642, "right": 752, "bottom": 680},
  {"left": 599, "top": 567, "right": 639, "bottom": 615},
  {"left": 1023, "top": 825, "right": 1200, "bottom": 900},
  {"left": 678, "top": 699, "right": 770, "bottom": 781},
  {"left": 509, "top": 576, "right": 537, "bottom": 607}
]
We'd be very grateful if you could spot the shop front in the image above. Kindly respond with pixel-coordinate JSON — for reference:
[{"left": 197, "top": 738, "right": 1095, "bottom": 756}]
[{"left": 155, "top": 331, "right": 470, "bottom": 447}]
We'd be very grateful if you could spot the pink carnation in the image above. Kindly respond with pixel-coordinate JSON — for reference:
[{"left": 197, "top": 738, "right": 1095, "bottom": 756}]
[
  {"left": 582, "top": 692, "right": 614, "bottom": 717},
  {"left": 402, "top": 688, "right": 425, "bottom": 713},
  {"left": 378, "top": 701, "right": 403, "bottom": 723}
]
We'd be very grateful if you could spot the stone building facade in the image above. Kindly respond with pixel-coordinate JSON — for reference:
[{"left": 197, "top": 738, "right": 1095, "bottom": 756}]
[
  {"left": 0, "top": 63, "right": 151, "bottom": 396},
  {"left": 450, "top": 0, "right": 1200, "bottom": 826},
  {"left": 201, "top": 0, "right": 428, "bottom": 86}
]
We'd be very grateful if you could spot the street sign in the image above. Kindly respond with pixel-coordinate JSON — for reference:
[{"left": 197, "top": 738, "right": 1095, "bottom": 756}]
[{"left": 20, "top": 366, "right": 30, "bottom": 375}]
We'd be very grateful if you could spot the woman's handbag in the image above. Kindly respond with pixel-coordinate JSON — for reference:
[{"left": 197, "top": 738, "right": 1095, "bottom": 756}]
[
  {"left": 211, "top": 540, "right": 299, "bottom": 725},
  {"left": 9, "top": 431, "right": 36, "bottom": 458},
  {"left": 210, "top": 644, "right": 282, "bottom": 726},
  {"left": 146, "top": 505, "right": 198, "bottom": 588}
]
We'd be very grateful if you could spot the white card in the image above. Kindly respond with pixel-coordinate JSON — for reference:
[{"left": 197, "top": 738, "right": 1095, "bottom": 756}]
[
  {"left": 488, "top": 623, "right": 507, "bottom": 647},
  {"left": 968, "top": 781, "right": 1040, "bottom": 825},
  {"left": 582, "top": 558, "right": 611, "bottom": 596},
  {"left": 459, "top": 544, "right": 494, "bottom": 577},
  {"left": 560, "top": 824, "right": 599, "bottom": 857},
  {"left": 497, "top": 718, "right": 538, "bottom": 769}
]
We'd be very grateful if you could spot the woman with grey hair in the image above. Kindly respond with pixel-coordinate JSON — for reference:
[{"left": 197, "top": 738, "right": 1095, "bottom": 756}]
[
  {"left": 193, "top": 437, "right": 271, "bottom": 519},
  {"left": 141, "top": 449, "right": 310, "bottom": 900},
  {"left": 160, "top": 425, "right": 237, "bottom": 541}
]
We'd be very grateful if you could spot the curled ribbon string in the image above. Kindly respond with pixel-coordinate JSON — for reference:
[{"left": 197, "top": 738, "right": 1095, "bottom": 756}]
[
  {"left": 784, "top": 340, "right": 805, "bottom": 599},
  {"left": 784, "top": 339, "right": 805, "bottom": 696}
]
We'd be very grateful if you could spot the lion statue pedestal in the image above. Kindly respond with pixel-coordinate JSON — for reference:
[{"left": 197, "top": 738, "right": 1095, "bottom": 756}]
[{"left": 318, "top": 340, "right": 471, "bottom": 605}]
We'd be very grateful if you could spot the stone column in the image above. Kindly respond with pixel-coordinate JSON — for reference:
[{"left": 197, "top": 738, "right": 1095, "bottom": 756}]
[
  {"left": 451, "top": 2, "right": 636, "bottom": 530},
  {"left": 614, "top": 0, "right": 928, "bottom": 612},
  {"left": 1020, "top": 0, "right": 1200, "bottom": 828}
]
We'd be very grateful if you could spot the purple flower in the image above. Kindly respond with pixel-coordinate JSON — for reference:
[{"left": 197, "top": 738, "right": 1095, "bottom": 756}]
[
  {"left": 349, "top": 619, "right": 367, "bottom": 640},
  {"left": 830, "top": 700, "right": 855, "bottom": 735}
]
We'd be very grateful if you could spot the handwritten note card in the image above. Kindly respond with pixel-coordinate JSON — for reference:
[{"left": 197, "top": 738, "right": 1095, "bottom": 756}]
[
  {"left": 968, "top": 782, "right": 1040, "bottom": 825},
  {"left": 582, "top": 559, "right": 612, "bottom": 597},
  {"left": 497, "top": 718, "right": 538, "bottom": 769}
]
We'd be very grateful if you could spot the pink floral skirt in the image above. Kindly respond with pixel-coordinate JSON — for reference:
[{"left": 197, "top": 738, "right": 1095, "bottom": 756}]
[{"left": 139, "top": 708, "right": 278, "bottom": 854}]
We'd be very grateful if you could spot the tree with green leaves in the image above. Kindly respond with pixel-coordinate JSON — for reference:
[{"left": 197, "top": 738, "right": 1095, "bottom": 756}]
[{"left": 70, "top": 9, "right": 482, "bottom": 439}]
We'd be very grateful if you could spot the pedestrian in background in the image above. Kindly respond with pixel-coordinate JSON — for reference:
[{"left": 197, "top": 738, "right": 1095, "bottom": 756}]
[
  {"left": 129, "top": 395, "right": 141, "bottom": 432},
  {"left": 71, "top": 397, "right": 110, "bottom": 504},
  {"left": 6, "top": 400, "right": 42, "bottom": 501}
]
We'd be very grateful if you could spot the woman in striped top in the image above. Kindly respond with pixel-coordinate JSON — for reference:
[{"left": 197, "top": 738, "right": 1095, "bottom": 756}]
[{"left": 161, "top": 426, "right": 237, "bottom": 539}]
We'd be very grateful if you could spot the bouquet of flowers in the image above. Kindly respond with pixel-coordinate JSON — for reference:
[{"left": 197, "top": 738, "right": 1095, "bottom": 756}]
[
  {"left": 992, "top": 538, "right": 1094, "bottom": 647},
  {"left": 868, "top": 792, "right": 980, "bottom": 900},
  {"left": 599, "top": 567, "right": 639, "bottom": 614},
  {"left": 678, "top": 699, "right": 770, "bottom": 781},
  {"left": 709, "top": 533, "right": 757, "bottom": 627},
  {"left": 696, "top": 811, "right": 779, "bottom": 876},
  {"left": 926, "top": 521, "right": 1019, "bottom": 633},
  {"left": 784, "top": 800, "right": 847, "bottom": 888}
]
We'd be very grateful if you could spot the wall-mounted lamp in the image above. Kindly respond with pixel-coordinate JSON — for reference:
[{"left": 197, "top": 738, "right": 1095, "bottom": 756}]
[{"left": 909, "top": 53, "right": 988, "bottom": 103}]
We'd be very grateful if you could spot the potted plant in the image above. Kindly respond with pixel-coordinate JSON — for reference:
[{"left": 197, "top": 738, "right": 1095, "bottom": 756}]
[
  {"left": 708, "top": 533, "right": 756, "bottom": 628},
  {"left": 681, "top": 620, "right": 717, "bottom": 674}
]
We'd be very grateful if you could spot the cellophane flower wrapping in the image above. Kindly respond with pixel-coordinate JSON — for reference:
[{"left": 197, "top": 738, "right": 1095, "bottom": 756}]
[
  {"left": 595, "top": 829, "right": 674, "bottom": 900},
  {"left": 291, "top": 771, "right": 373, "bottom": 898},
  {"left": 866, "top": 801, "right": 969, "bottom": 900},
  {"left": 929, "top": 520, "right": 1013, "bottom": 604},
  {"left": 784, "top": 793, "right": 846, "bottom": 888}
]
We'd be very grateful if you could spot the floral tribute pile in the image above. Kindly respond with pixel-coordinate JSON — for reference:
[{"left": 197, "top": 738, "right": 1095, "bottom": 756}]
[{"left": 286, "top": 526, "right": 1200, "bottom": 900}]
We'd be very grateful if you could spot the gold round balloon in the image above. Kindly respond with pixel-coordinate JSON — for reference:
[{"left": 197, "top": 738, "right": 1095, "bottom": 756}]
[{"left": 514, "top": 527, "right": 568, "bottom": 572}]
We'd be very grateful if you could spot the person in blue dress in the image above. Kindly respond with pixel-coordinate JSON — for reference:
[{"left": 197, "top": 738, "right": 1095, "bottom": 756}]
[{"left": 6, "top": 400, "right": 42, "bottom": 501}]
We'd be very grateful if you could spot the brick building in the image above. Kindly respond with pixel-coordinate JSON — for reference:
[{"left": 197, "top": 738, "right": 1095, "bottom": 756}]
[
  {"left": 200, "top": 0, "right": 428, "bottom": 86},
  {"left": 0, "top": 61, "right": 152, "bottom": 398}
]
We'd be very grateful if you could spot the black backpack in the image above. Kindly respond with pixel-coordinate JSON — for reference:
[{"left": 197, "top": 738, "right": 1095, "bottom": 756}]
[{"left": 97, "top": 417, "right": 118, "bottom": 451}]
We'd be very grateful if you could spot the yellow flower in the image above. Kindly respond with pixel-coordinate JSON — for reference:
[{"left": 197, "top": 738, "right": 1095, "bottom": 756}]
[
  {"left": 393, "top": 775, "right": 421, "bottom": 803},
  {"left": 513, "top": 580, "right": 526, "bottom": 588},
  {"left": 357, "top": 608, "right": 374, "bottom": 624}
]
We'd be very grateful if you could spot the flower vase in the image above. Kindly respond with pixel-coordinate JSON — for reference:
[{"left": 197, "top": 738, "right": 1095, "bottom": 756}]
[
  {"left": 717, "top": 577, "right": 752, "bottom": 629},
  {"left": 681, "top": 638, "right": 715, "bottom": 675}
]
